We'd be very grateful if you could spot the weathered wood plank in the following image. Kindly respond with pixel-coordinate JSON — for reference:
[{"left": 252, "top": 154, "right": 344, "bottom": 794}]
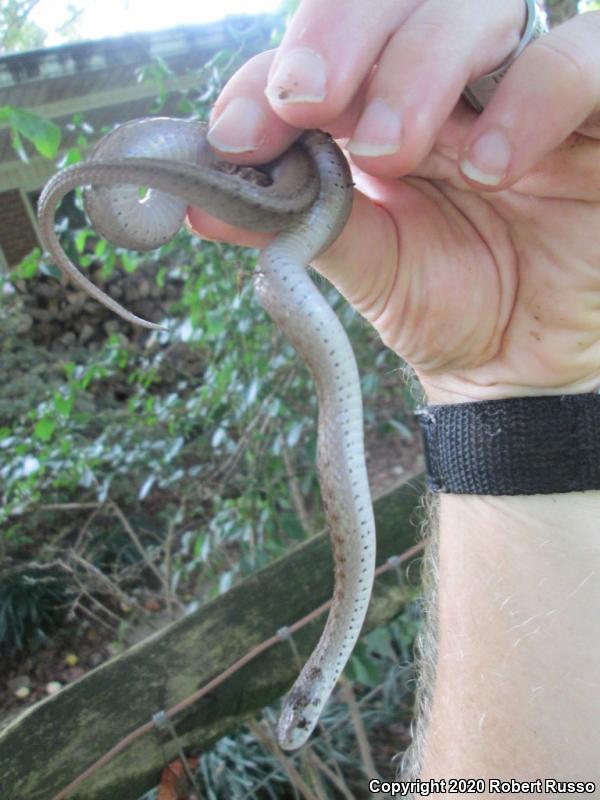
[{"left": 0, "top": 474, "right": 426, "bottom": 800}]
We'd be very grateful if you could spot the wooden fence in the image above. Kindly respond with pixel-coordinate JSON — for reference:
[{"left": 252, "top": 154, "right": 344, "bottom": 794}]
[{"left": 0, "top": 473, "right": 426, "bottom": 800}]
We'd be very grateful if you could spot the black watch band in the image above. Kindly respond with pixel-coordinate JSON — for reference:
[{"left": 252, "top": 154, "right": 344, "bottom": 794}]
[{"left": 416, "top": 392, "right": 600, "bottom": 495}]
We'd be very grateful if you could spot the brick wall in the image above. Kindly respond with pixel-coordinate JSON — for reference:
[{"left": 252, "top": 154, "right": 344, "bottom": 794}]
[{"left": 0, "top": 190, "right": 39, "bottom": 266}]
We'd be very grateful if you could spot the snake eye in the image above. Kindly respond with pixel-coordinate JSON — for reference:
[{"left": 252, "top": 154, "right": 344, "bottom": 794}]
[{"left": 297, "top": 715, "right": 308, "bottom": 730}]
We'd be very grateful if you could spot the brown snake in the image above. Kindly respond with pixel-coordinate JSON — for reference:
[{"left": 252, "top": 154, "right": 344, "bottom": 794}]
[{"left": 37, "top": 117, "right": 376, "bottom": 750}]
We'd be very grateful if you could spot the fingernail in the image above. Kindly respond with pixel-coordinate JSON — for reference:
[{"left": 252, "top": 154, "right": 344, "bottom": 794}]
[
  {"left": 461, "top": 129, "right": 512, "bottom": 186},
  {"left": 347, "top": 98, "right": 402, "bottom": 157},
  {"left": 207, "top": 97, "right": 267, "bottom": 153},
  {"left": 265, "top": 48, "right": 327, "bottom": 105}
]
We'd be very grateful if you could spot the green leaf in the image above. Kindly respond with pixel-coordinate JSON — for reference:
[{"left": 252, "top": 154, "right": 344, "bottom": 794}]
[
  {"left": 0, "top": 106, "right": 61, "bottom": 159},
  {"left": 64, "top": 147, "right": 83, "bottom": 165},
  {"left": 245, "top": 377, "right": 259, "bottom": 408},
  {"left": 9, "top": 128, "right": 27, "bottom": 161},
  {"left": 205, "top": 308, "right": 226, "bottom": 337},
  {"left": 75, "top": 230, "right": 89, "bottom": 254},
  {"left": 120, "top": 251, "right": 138, "bottom": 273},
  {"left": 139, "top": 475, "right": 155, "bottom": 500},
  {"left": 22, "top": 456, "right": 41, "bottom": 476},
  {"left": 53, "top": 393, "right": 73, "bottom": 418},
  {"left": 365, "top": 627, "right": 396, "bottom": 659},
  {"left": 286, "top": 422, "right": 303, "bottom": 448},
  {"left": 17, "top": 250, "right": 40, "bottom": 279},
  {"left": 193, "top": 534, "right": 206, "bottom": 559},
  {"left": 103, "top": 250, "right": 116, "bottom": 276},
  {"left": 34, "top": 418, "right": 56, "bottom": 442},
  {"left": 211, "top": 427, "right": 226, "bottom": 448},
  {"left": 40, "top": 261, "right": 62, "bottom": 281},
  {"left": 346, "top": 643, "right": 382, "bottom": 687},
  {"left": 177, "top": 97, "right": 194, "bottom": 116}
]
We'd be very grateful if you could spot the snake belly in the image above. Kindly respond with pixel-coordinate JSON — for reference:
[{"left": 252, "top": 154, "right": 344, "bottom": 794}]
[{"left": 37, "top": 117, "right": 376, "bottom": 750}]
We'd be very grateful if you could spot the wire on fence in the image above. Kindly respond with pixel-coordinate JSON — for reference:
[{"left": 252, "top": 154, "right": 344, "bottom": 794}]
[{"left": 49, "top": 539, "right": 426, "bottom": 800}]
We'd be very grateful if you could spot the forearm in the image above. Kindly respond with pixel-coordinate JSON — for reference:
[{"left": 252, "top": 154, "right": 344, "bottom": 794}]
[{"left": 420, "top": 491, "right": 600, "bottom": 784}]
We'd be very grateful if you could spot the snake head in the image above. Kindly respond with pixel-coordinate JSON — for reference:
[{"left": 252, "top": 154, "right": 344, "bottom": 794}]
[{"left": 277, "top": 667, "right": 329, "bottom": 750}]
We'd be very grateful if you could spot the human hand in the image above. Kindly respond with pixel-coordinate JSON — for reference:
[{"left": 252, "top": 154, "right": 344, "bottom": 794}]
[{"left": 188, "top": 0, "right": 600, "bottom": 403}]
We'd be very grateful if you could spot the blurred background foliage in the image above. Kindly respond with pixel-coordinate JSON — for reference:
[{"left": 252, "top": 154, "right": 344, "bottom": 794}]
[
  {"left": 1, "top": 12, "right": 419, "bottom": 798},
  {"left": 0, "top": 0, "right": 592, "bottom": 55}
]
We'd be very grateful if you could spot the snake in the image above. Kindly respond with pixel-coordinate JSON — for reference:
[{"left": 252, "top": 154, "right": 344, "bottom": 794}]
[{"left": 37, "top": 117, "right": 376, "bottom": 751}]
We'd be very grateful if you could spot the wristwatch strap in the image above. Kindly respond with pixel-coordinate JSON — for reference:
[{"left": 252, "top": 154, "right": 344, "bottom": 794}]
[{"left": 416, "top": 392, "right": 600, "bottom": 495}]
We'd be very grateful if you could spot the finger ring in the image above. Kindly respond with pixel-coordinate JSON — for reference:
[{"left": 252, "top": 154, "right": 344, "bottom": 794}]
[{"left": 463, "top": 0, "right": 549, "bottom": 112}]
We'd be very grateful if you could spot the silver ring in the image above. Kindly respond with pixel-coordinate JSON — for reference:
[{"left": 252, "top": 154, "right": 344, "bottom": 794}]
[{"left": 463, "top": 0, "right": 549, "bottom": 112}]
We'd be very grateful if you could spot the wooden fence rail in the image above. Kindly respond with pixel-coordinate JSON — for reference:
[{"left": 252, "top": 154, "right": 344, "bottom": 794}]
[{"left": 0, "top": 473, "right": 426, "bottom": 800}]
